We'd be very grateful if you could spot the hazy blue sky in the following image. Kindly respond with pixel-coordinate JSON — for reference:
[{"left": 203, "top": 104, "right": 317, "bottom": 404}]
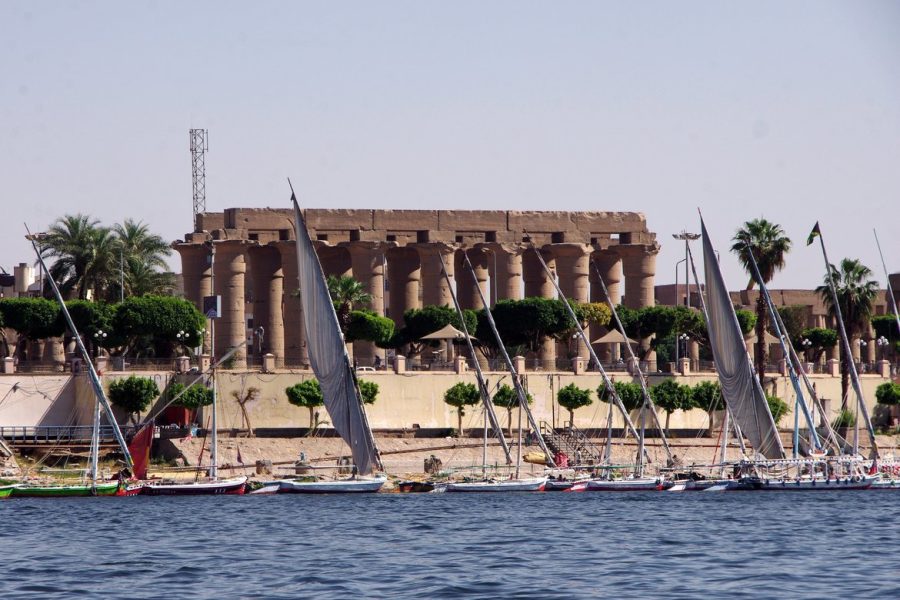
[{"left": 2, "top": 1, "right": 899, "bottom": 290}]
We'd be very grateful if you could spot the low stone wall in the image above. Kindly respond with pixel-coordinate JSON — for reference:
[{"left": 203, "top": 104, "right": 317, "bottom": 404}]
[{"left": 0, "top": 369, "right": 892, "bottom": 432}]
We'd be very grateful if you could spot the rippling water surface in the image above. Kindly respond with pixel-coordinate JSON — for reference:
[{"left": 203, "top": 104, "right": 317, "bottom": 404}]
[{"left": 3, "top": 491, "right": 899, "bottom": 599}]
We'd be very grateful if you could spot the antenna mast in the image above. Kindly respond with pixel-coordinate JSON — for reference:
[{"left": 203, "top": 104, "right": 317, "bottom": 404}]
[{"left": 189, "top": 129, "right": 209, "bottom": 230}]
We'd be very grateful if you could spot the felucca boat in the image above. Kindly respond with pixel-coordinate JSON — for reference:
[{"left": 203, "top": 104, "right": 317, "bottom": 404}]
[
  {"left": 273, "top": 184, "right": 386, "bottom": 494},
  {"left": 12, "top": 231, "right": 137, "bottom": 498},
  {"left": 441, "top": 251, "right": 549, "bottom": 493}
]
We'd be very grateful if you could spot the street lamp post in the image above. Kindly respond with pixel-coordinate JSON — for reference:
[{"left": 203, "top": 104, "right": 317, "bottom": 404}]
[
  {"left": 93, "top": 330, "right": 108, "bottom": 359},
  {"left": 801, "top": 338, "right": 812, "bottom": 363},
  {"left": 672, "top": 231, "right": 700, "bottom": 308},
  {"left": 176, "top": 330, "right": 190, "bottom": 356},
  {"left": 877, "top": 336, "right": 889, "bottom": 362}
]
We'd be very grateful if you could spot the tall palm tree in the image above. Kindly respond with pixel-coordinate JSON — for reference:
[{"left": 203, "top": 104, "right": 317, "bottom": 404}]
[
  {"left": 326, "top": 275, "right": 371, "bottom": 334},
  {"left": 112, "top": 219, "right": 173, "bottom": 300},
  {"left": 43, "top": 214, "right": 115, "bottom": 299},
  {"left": 730, "top": 218, "right": 792, "bottom": 387},
  {"left": 816, "top": 258, "right": 878, "bottom": 408}
]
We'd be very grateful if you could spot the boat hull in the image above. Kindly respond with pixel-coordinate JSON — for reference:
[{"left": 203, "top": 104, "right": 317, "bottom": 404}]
[
  {"left": 0, "top": 486, "right": 15, "bottom": 498},
  {"left": 141, "top": 476, "right": 248, "bottom": 496},
  {"left": 278, "top": 475, "right": 386, "bottom": 494},
  {"left": 445, "top": 477, "right": 547, "bottom": 492},
  {"left": 11, "top": 482, "right": 121, "bottom": 498},
  {"left": 737, "top": 475, "right": 876, "bottom": 491},
  {"left": 586, "top": 477, "right": 667, "bottom": 491}
]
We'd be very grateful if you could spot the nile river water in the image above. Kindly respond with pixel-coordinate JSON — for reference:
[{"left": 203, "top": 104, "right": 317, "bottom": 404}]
[{"left": 3, "top": 491, "right": 899, "bottom": 599}]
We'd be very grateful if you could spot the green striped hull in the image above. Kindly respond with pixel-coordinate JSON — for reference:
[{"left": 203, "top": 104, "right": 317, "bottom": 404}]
[{"left": 11, "top": 482, "right": 120, "bottom": 498}]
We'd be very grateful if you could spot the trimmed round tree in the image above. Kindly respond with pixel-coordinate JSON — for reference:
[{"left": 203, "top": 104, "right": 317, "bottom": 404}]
[
  {"left": 492, "top": 383, "right": 532, "bottom": 436},
  {"left": 443, "top": 382, "right": 480, "bottom": 437},
  {"left": 558, "top": 383, "right": 593, "bottom": 427},
  {"left": 650, "top": 379, "right": 694, "bottom": 433},
  {"left": 108, "top": 375, "right": 159, "bottom": 423},
  {"left": 876, "top": 382, "right": 900, "bottom": 406},
  {"left": 286, "top": 380, "right": 325, "bottom": 435},
  {"left": 766, "top": 394, "right": 790, "bottom": 426},
  {"left": 597, "top": 381, "right": 643, "bottom": 412},
  {"left": 691, "top": 380, "right": 723, "bottom": 437},
  {"left": 358, "top": 380, "right": 379, "bottom": 405}
]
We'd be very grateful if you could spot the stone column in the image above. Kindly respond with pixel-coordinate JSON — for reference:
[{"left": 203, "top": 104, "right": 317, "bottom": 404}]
[
  {"left": 212, "top": 240, "right": 250, "bottom": 369},
  {"left": 248, "top": 245, "right": 285, "bottom": 368},
  {"left": 456, "top": 248, "right": 490, "bottom": 310},
  {"left": 317, "top": 245, "right": 352, "bottom": 279},
  {"left": 590, "top": 250, "right": 622, "bottom": 361},
  {"left": 486, "top": 243, "right": 525, "bottom": 301},
  {"left": 386, "top": 247, "right": 421, "bottom": 328},
  {"left": 275, "top": 241, "right": 308, "bottom": 368},
  {"left": 554, "top": 243, "right": 591, "bottom": 359},
  {"left": 345, "top": 241, "right": 391, "bottom": 367},
  {"left": 620, "top": 244, "right": 659, "bottom": 371},
  {"left": 414, "top": 243, "right": 457, "bottom": 308},
  {"left": 175, "top": 243, "right": 212, "bottom": 353},
  {"left": 522, "top": 246, "right": 557, "bottom": 369}
]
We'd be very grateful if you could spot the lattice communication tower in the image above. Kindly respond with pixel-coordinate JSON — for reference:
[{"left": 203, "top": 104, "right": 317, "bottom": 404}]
[{"left": 190, "top": 129, "right": 209, "bottom": 229}]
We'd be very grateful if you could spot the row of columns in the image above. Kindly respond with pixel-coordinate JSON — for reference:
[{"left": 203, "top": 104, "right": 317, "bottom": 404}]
[{"left": 175, "top": 240, "right": 659, "bottom": 369}]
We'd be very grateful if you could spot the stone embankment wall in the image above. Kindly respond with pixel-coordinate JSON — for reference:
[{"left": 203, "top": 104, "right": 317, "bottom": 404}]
[{"left": 0, "top": 370, "right": 893, "bottom": 432}]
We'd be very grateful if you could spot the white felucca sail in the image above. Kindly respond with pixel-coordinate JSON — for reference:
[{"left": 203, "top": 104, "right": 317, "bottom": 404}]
[
  {"left": 700, "top": 218, "right": 785, "bottom": 460},
  {"left": 291, "top": 189, "right": 382, "bottom": 476}
]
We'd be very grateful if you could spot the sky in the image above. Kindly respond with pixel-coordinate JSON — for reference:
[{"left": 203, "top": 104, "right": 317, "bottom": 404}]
[{"left": 2, "top": 1, "right": 899, "bottom": 291}]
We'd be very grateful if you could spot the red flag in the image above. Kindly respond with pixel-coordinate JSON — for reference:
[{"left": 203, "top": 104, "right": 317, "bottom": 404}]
[
  {"left": 128, "top": 421, "right": 155, "bottom": 480},
  {"left": 869, "top": 460, "right": 878, "bottom": 476}
]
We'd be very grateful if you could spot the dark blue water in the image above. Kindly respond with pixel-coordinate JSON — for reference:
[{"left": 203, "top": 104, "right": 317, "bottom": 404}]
[{"left": 2, "top": 491, "right": 898, "bottom": 599}]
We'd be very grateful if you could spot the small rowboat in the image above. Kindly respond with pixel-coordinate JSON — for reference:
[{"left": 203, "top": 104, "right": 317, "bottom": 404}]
[
  {"left": 11, "top": 481, "right": 121, "bottom": 498},
  {"left": 278, "top": 474, "right": 387, "bottom": 494},
  {"left": 445, "top": 477, "right": 547, "bottom": 493},
  {"left": 586, "top": 477, "right": 668, "bottom": 492}
]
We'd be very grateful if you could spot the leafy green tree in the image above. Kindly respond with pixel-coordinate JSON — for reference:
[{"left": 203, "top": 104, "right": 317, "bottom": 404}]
[
  {"left": 775, "top": 305, "right": 807, "bottom": 344},
  {"left": 766, "top": 394, "right": 790, "bottom": 426},
  {"left": 286, "top": 380, "right": 325, "bottom": 435},
  {"left": 346, "top": 311, "right": 395, "bottom": 346},
  {"left": 875, "top": 382, "right": 900, "bottom": 406},
  {"left": 396, "top": 305, "right": 477, "bottom": 357},
  {"left": 798, "top": 327, "right": 838, "bottom": 363},
  {"left": 650, "top": 379, "right": 694, "bottom": 433},
  {"left": 579, "top": 302, "right": 612, "bottom": 330},
  {"left": 0, "top": 298, "right": 65, "bottom": 360},
  {"left": 731, "top": 218, "right": 792, "bottom": 387},
  {"left": 598, "top": 380, "right": 644, "bottom": 412},
  {"left": 358, "top": 380, "right": 379, "bottom": 405},
  {"left": 557, "top": 383, "right": 593, "bottom": 426},
  {"left": 108, "top": 375, "right": 160, "bottom": 423},
  {"left": 443, "top": 382, "right": 481, "bottom": 437},
  {"left": 63, "top": 300, "right": 115, "bottom": 357},
  {"left": 477, "top": 298, "right": 574, "bottom": 356},
  {"left": 492, "top": 383, "right": 532, "bottom": 436},
  {"left": 327, "top": 275, "right": 371, "bottom": 335},
  {"left": 734, "top": 309, "right": 757, "bottom": 337},
  {"left": 690, "top": 380, "right": 723, "bottom": 436},
  {"left": 111, "top": 296, "right": 206, "bottom": 358},
  {"left": 816, "top": 258, "right": 878, "bottom": 408},
  {"left": 42, "top": 214, "right": 108, "bottom": 299}
]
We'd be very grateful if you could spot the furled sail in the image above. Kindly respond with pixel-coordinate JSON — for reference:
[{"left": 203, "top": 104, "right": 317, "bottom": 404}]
[
  {"left": 292, "top": 192, "right": 380, "bottom": 475},
  {"left": 701, "top": 218, "right": 785, "bottom": 459}
]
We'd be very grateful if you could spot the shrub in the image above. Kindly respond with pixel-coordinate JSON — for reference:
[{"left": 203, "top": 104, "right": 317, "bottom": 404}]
[
  {"left": 832, "top": 408, "right": 856, "bottom": 429},
  {"left": 358, "top": 379, "right": 379, "bottom": 405},
  {"left": 766, "top": 394, "right": 790, "bottom": 425},
  {"left": 170, "top": 383, "right": 213, "bottom": 409},
  {"left": 875, "top": 382, "right": 900, "bottom": 406},
  {"left": 286, "top": 380, "right": 325, "bottom": 434},
  {"left": 443, "top": 382, "right": 481, "bottom": 436}
]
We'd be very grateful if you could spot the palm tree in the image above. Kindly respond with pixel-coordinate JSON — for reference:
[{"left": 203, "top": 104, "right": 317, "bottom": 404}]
[
  {"left": 43, "top": 214, "right": 102, "bottom": 299},
  {"left": 816, "top": 258, "right": 878, "bottom": 408},
  {"left": 113, "top": 219, "right": 174, "bottom": 300},
  {"left": 731, "top": 219, "right": 792, "bottom": 387},
  {"left": 326, "top": 275, "right": 371, "bottom": 334}
]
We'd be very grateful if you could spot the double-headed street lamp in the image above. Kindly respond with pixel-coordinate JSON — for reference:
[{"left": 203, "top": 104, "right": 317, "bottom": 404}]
[{"left": 877, "top": 336, "right": 889, "bottom": 362}]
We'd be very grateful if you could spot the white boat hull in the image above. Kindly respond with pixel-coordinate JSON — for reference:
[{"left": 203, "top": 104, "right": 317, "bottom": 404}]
[
  {"left": 739, "top": 475, "right": 876, "bottom": 491},
  {"left": 141, "top": 475, "right": 248, "bottom": 496},
  {"left": 278, "top": 475, "right": 387, "bottom": 494},
  {"left": 586, "top": 477, "right": 666, "bottom": 491},
  {"left": 445, "top": 477, "right": 547, "bottom": 492}
]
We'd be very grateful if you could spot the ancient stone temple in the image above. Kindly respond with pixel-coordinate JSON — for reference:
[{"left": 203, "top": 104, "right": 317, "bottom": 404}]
[{"left": 175, "top": 208, "right": 659, "bottom": 370}]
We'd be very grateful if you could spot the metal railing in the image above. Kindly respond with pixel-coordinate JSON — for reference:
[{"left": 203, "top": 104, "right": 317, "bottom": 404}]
[{"left": 0, "top": 425, "right": 139, "bottom": 445}]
